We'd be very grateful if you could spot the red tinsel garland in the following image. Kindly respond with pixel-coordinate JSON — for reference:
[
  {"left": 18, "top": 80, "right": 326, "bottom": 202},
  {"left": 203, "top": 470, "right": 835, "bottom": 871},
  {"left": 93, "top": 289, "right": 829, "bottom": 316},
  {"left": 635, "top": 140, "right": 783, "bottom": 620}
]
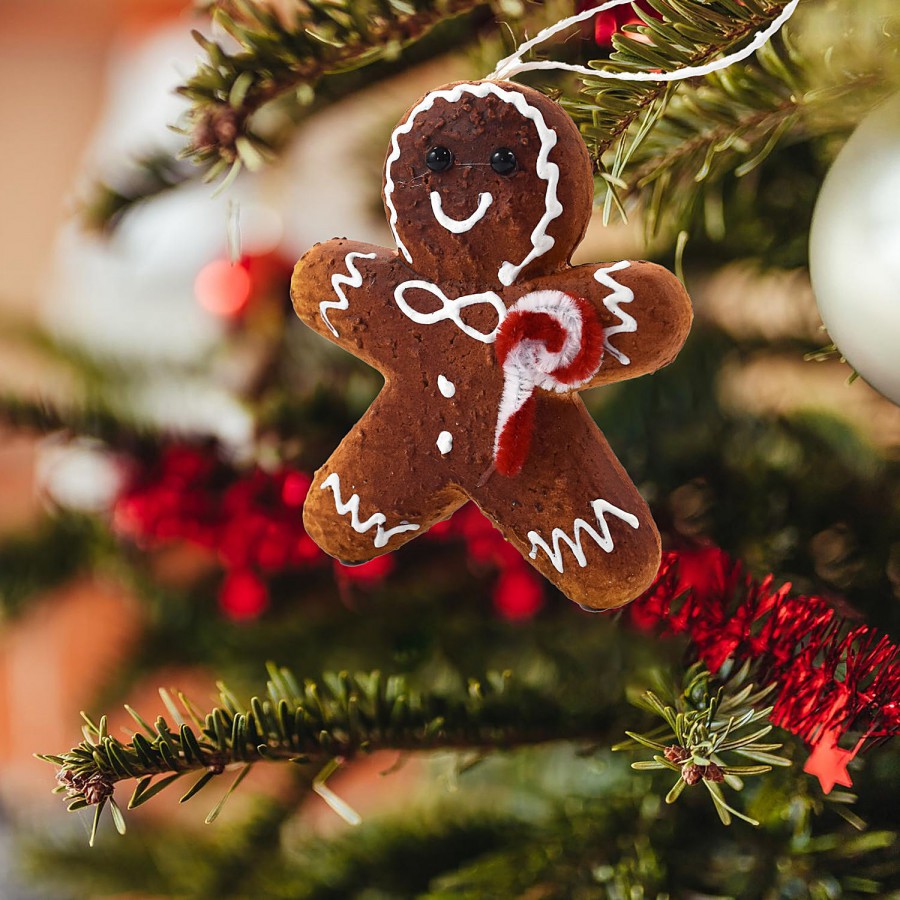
[{"left": 627, "top": 546, "right": 900, "bottom": 787}]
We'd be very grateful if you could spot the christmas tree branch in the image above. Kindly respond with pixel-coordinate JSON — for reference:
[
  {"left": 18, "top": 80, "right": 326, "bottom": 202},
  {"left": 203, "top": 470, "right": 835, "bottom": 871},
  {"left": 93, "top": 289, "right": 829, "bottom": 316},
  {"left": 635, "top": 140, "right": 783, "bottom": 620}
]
[
  {"left": 24, "top": 782, "right": 900, "bottom": 897},
  {"left": 0, "top": 515, "right": 114, "bottom": 619},
  {"left": 567, "top": 0, "right": 800, "bottom": 154},
  {"left": 81, "top": 153, "right": 193, "bottom": 234},
  {"left": 0, "top": 391, "right": 234, "bottom": 450},
  {"left": 575, "top": 0, "right": 900, "bottom": 239},
  {"left": 40, "top": 664, "right": 615, "bottom": 843},
  {"left": 614, "top": 662, "right": 789, "bottom": 826},
  {"left": 0, "top": 394, "right": 137, "bottom": 444}
]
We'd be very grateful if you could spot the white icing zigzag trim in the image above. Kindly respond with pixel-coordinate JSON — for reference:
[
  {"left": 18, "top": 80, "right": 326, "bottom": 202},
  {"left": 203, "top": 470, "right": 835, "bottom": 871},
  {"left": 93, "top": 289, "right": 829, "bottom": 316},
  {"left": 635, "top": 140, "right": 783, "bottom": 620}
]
[
  {"left": 594, "top": 260, "right": 636, "bottom": 366},
  {"left": 321, "top": 473, "right": 419, "bottom": 549},
  {"left": 430, "top": 191, "right": 493, "bottom": 234},
  {"left": 320, "top": 251, "right": 378, "bottom": 337},
  {"left": 384, "top": 82, "right": 562, "bottom": 287},
  {"left": 394, "top": 280, "right": 506, "bottom": 344},
  {"left": 528, "top": 499, "right": 639, "bottom": 573}
]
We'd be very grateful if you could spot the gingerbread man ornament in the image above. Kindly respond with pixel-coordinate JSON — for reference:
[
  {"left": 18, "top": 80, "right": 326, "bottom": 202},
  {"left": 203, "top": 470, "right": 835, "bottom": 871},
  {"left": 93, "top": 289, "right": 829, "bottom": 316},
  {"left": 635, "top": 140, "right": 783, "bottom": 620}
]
[{"left": 292, "top": 80, "right": 692, "bottom": 610}]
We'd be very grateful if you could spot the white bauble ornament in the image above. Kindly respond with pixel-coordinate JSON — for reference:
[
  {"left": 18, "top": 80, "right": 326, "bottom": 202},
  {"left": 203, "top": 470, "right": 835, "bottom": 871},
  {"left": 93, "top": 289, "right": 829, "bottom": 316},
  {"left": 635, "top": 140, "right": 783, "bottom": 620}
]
[{"left": 809, "top": 94, "right": 900, "bottom": 405}]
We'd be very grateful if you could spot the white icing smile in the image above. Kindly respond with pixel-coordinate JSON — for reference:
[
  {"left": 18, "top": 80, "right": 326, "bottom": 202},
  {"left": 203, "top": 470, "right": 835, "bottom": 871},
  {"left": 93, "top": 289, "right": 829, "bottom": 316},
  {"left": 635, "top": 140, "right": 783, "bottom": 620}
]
[{"left": 429, "top": 190, "right": 493, "bottom": 234}]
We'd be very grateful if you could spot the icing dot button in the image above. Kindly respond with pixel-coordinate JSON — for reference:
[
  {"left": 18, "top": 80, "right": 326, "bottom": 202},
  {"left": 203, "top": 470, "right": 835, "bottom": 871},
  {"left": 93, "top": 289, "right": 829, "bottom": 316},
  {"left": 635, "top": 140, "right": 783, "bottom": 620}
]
[
  {"left": 437, "top": 375, "right": 456, "bottom": 398},
  {"left": 437, "top": 431, "right": 453, "bottom": 455}
]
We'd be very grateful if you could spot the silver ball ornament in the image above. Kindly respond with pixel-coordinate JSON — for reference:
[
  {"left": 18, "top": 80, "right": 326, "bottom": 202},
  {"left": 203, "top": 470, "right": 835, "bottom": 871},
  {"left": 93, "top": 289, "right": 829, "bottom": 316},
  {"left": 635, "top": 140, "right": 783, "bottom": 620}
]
[{"left": 809, "top": 94, "right": 900, "bottom": 405}]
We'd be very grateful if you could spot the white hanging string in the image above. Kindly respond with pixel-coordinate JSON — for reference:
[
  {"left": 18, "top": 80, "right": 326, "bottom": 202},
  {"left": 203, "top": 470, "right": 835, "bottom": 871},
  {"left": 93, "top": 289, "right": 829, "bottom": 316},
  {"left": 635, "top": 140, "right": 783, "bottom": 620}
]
[{"left": 489, "top": 0, "right": 799, "bottom": 82}]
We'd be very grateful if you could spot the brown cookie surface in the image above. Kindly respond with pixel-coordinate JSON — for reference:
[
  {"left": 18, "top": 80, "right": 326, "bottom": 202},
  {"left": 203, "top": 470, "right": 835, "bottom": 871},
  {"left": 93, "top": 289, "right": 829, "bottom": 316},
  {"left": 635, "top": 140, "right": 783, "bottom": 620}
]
[{"left": 292, "top": 80, "right": 693, "bottom": 610}]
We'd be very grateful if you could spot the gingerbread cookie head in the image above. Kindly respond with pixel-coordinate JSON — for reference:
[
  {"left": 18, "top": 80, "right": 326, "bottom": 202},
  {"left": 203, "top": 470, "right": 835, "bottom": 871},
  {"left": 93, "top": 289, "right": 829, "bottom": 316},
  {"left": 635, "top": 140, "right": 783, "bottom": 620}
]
[{"left": 383, "top": 80, "right": 594, "bottom": 289}]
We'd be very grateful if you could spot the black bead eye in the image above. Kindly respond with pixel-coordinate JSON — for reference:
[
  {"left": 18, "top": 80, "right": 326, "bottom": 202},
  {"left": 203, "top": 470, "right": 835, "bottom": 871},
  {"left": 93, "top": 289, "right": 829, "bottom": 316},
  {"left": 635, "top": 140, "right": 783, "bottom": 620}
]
[
  {"left": 490, "top": 147, "right": 517, "bottom": 175},
  {"left": 426, "top": 146, "right": 453, "bottom": 172}
]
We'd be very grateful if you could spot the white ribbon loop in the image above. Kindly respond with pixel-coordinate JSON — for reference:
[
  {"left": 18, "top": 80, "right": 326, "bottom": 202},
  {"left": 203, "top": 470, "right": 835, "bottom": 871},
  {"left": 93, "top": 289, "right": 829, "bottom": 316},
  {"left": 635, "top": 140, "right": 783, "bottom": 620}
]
[{"left": 489, "top": 0, "right": 799, "bottom": 83}]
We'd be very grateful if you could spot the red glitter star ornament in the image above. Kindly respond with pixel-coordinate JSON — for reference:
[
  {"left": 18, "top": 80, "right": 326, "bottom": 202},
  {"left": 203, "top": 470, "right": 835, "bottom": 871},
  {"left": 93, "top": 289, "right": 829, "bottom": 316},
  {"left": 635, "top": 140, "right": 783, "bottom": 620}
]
[{"left": 802, "top": 728, "right": 863, "bottom": 794}]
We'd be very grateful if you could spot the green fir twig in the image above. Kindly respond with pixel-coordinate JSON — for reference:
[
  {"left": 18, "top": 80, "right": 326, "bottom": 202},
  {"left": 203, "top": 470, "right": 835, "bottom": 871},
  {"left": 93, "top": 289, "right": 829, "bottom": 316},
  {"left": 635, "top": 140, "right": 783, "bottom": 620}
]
[
  {"left": 568, "top": 0, "right": 900, "bottom": 238},
  {"left": 0, "top": 394, "right": 140, "bottom": 444},
  {"left": 40, "top": 664, "right": 614, "bottom": 843},
  {"left": 0, "top": 514, "right": 114, "bottom": 621},
  {"left": 615, "top": 662, "right": 790, "bottom": 826}
]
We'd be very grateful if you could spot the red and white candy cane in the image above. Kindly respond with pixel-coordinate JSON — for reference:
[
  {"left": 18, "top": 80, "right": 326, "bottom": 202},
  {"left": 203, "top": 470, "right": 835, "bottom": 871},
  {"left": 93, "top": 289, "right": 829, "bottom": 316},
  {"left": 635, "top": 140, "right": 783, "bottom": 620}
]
[{"left": 492, "top": 290, "right": 604, "bottom": 477}]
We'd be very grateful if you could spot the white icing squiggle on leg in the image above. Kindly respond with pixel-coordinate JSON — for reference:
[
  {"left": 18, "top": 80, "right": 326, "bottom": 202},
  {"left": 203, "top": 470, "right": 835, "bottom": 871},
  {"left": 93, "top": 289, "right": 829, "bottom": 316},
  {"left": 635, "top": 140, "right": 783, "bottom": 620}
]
[
  {"left": 528, "top": 499, "right": 639, "bottom": 573},
  {"left": 320, "top": 251, "right": 378, "bottom": 337},
  {"left": 594, "top": 261, "right": 635, "bottom": 365},
  {"left": 321, "top": 472, "right": 419, "bottom": 549}
]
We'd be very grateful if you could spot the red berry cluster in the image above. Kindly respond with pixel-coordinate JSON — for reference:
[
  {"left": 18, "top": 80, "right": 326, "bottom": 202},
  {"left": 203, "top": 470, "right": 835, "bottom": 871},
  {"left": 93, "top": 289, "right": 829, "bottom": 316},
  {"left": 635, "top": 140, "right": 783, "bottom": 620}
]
[
  {"left": 114, "top": 446, "right": 392, "bottom": 619},
  {"left": 113, "top": 446, "right": 544, "bottom": 622},
  {"left": 429, "top": 504, "right": 544, "bottom": 620}
]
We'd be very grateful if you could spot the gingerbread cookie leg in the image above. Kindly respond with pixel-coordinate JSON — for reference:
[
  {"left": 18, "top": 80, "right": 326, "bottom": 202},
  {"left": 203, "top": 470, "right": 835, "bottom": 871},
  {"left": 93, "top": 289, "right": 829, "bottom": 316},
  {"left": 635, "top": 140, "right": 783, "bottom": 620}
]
[
  {"left": 469, "top": 395, "right": 660, "bottom": 610},
  {"left": 304, "top": 392, "right": 466, "bottom": 564}
]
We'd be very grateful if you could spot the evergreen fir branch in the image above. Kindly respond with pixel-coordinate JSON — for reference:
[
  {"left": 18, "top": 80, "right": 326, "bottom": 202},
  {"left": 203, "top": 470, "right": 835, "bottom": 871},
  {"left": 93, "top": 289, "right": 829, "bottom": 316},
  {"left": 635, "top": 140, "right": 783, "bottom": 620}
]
[
  {"left": 0, "top": 514, "right": 113, "bottom": 620},
  {"left": 40, "top": 664, "right": 615, "bottom": 842},
  {"left": 24, "top": 748, "right": 900, "bottom": 896},
  {"left": 424, "top": 806, "right": 669, "bottom": 898},
  {"left": 565, "top": 0, "right": 800, "bottom": 159},
  {"left": 178, "top": 0, "right": 492, "bottom": 177},
  {"left": 620, "top": 64, "right": 894, "bottom": 241},
  {"left": 81, "top": 153, "right": 192, "bottom": 234},
  {"left": 570, "top": 0, "right": 900, "bottom": 243},
  {"left": 0, "top": 392, "right": 205, "bottom": 449},
  {"left": 266, "top": 805, "right": 529, "bottom": 899},
  {"left": 0, "top": 317, "right": 119, "bottom": 387}
]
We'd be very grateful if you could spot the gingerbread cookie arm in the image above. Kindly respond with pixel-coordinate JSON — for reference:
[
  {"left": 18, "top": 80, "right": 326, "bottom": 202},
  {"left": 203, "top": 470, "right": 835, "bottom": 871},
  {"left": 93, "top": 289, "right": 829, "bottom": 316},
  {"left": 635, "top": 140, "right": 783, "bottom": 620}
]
[
  {"left": 291, "top": 238, "right": 415, "bottom": 374},
  {"left": 469, "top": 395, "right": 660, "bottom": 610},
  {"left": 532, "top": 260, "right": 692, "bottom": 388},
  {"left": 304, "top": 389, "right": 467, "bottom": 564}
]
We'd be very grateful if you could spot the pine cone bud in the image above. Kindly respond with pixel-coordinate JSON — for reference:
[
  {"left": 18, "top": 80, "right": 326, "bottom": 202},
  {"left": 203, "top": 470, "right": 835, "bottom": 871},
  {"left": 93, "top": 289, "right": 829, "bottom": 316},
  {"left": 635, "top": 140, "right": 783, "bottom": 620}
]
[
  {"left": 664, "top": 745, "right": 690, "bottom": 764},
  {"left": 701, "top": 762, "right": 725, "bottom": 783},
  {"left": 192, "top": 106, "right": 241, "bottom": 161},
  {"left": 681, "top": 763, "right": 703, "bottom": 785},
  {"left": 56, "top": 768, "right": 85, "bottom": 793},
  {"left": 82, "top": 774, "right": 114, "bottom": 806}
]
